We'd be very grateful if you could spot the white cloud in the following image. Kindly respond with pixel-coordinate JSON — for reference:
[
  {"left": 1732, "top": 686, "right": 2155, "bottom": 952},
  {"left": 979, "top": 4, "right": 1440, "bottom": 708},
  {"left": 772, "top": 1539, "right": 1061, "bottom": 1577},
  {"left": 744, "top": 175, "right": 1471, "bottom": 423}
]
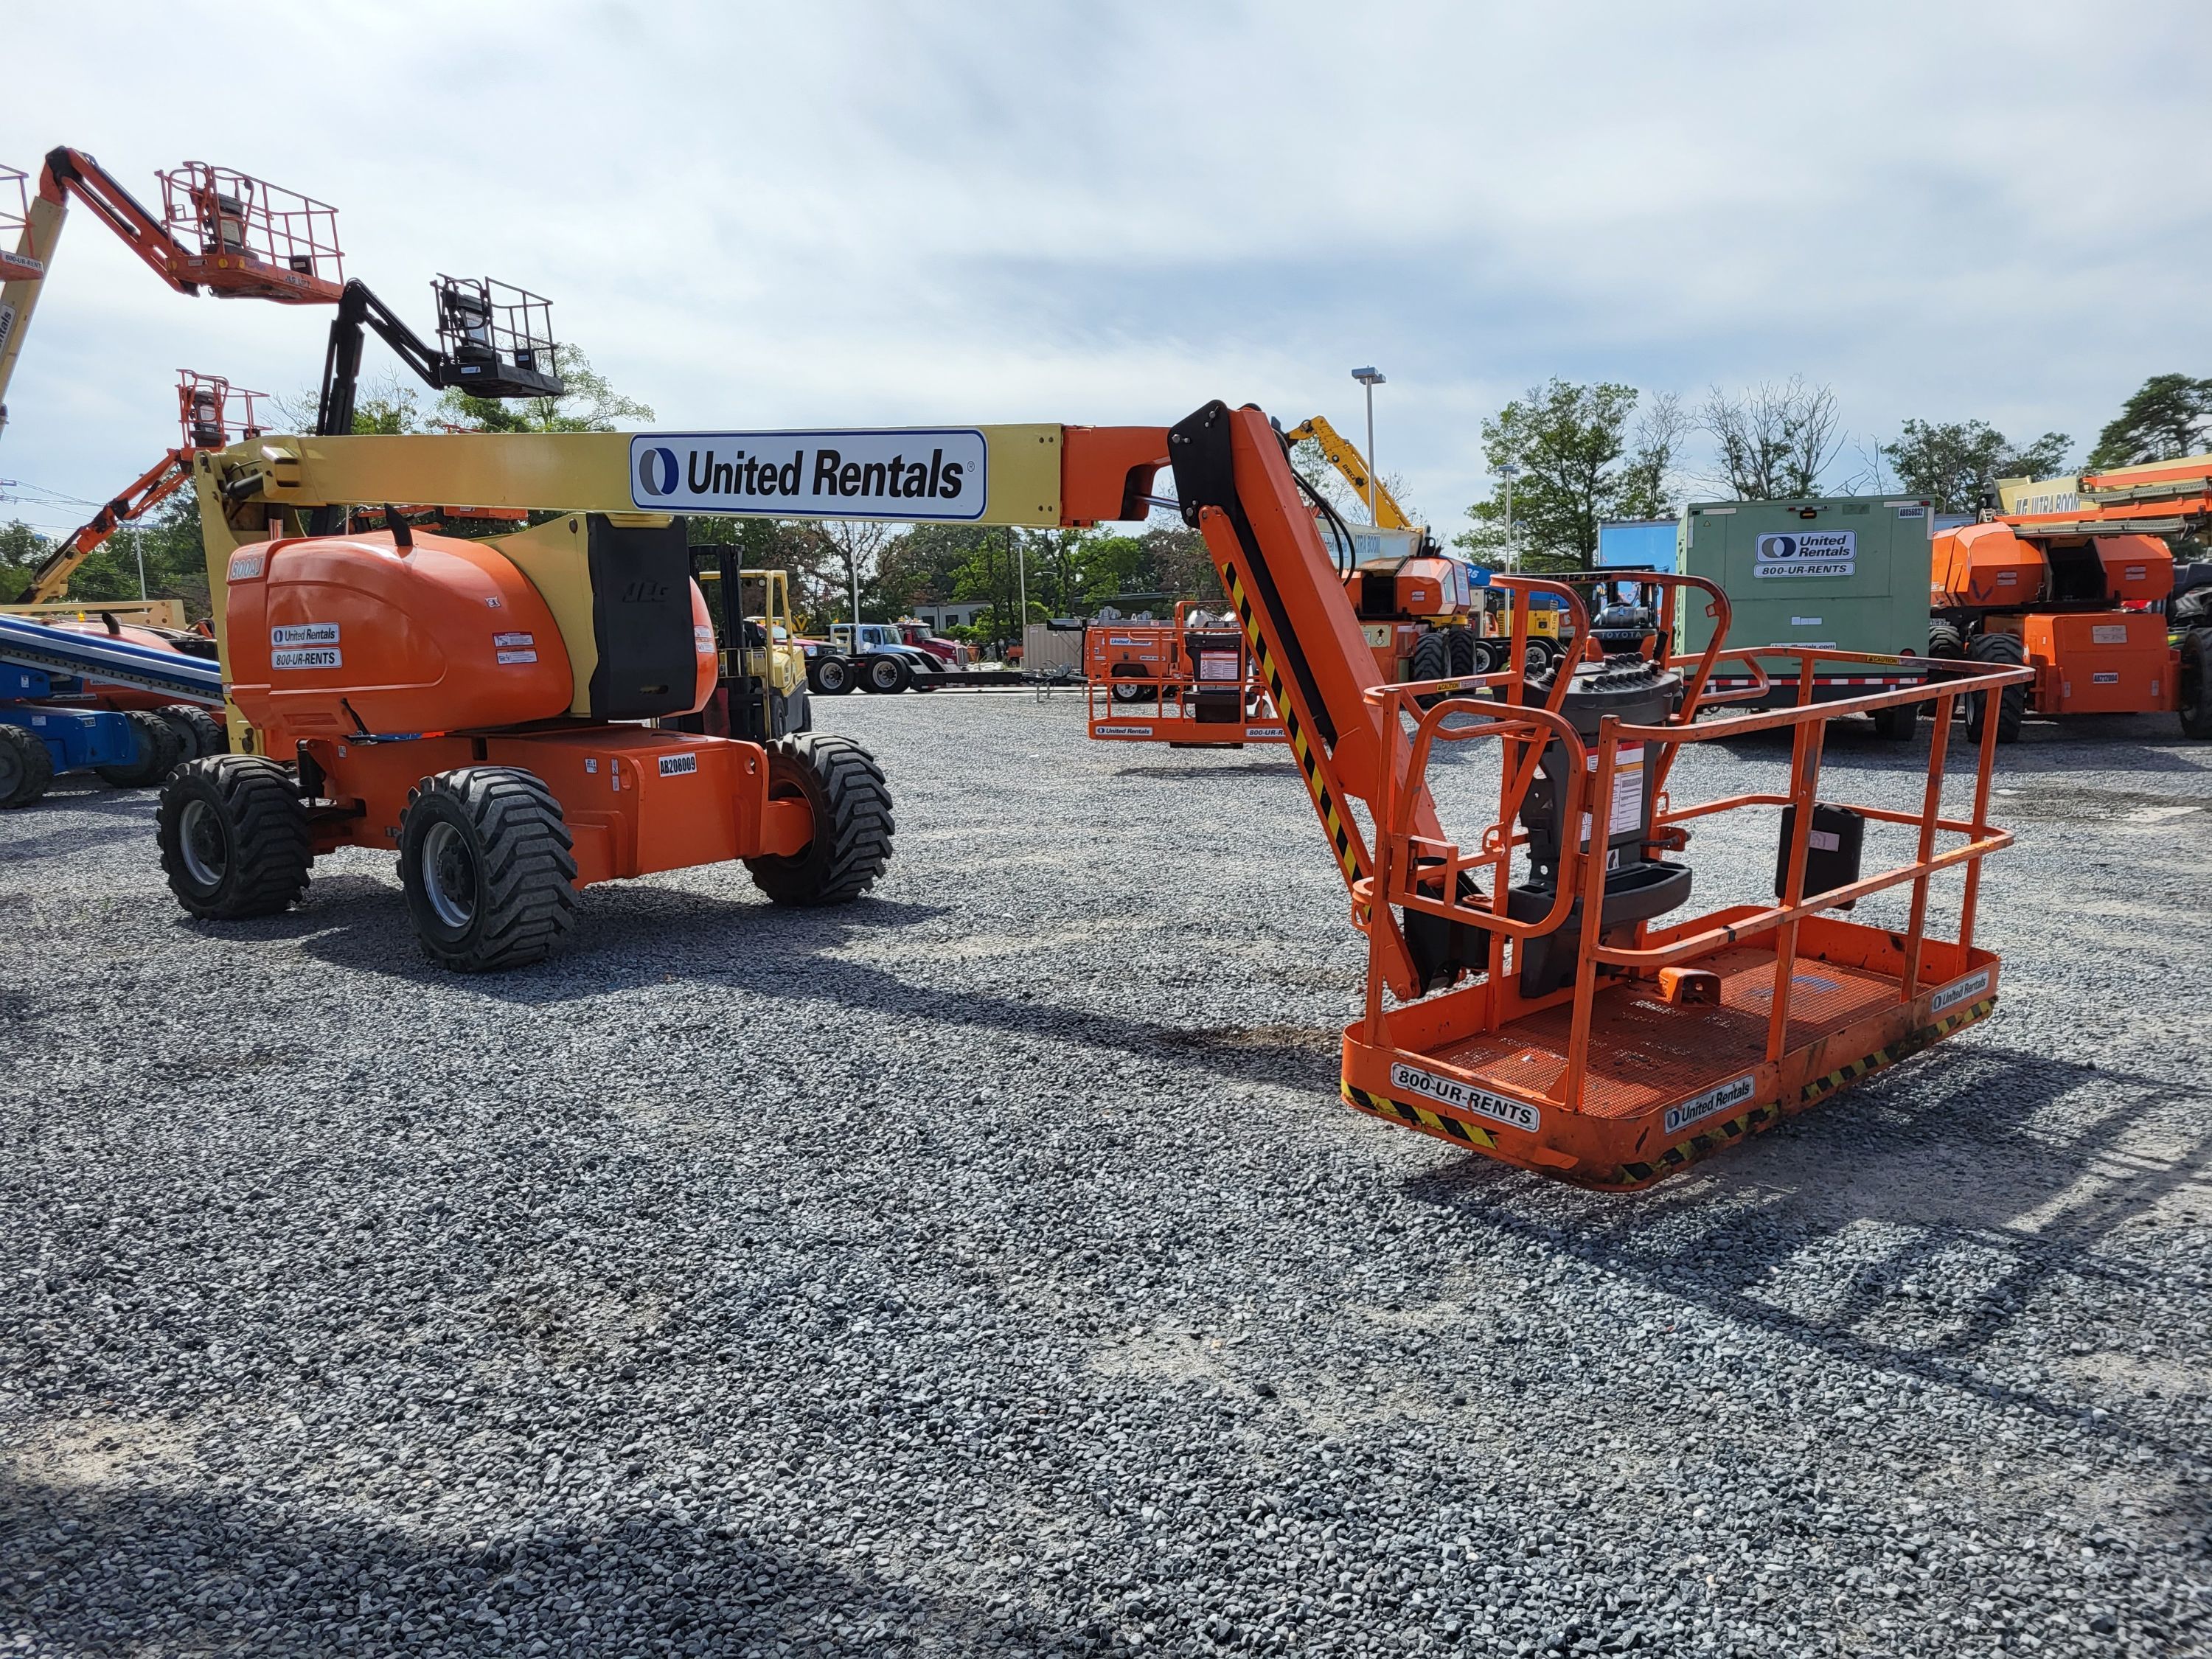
[{"left": 2, "top": 0, "right": 2202, "bottom": 534}]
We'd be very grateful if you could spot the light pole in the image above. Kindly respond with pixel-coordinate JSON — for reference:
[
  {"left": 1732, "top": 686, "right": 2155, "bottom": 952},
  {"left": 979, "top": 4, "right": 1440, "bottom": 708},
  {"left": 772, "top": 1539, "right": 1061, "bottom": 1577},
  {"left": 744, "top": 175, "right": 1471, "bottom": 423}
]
[
  {"left": 1351, "top": 366, "right": 1385, "bottom": 525},
  {"left": 1499, "top": 460, "right": 1521, "bottom": 571}
]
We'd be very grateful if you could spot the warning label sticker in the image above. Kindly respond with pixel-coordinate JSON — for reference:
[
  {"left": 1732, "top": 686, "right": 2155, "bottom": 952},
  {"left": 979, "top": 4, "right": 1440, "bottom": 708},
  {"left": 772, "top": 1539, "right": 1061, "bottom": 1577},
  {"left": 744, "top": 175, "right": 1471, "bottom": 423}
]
[
  {"left": 497, "top": 649, "right": 538, "bottom": 665},
  {"left": 2091, "top": 624, "right": 2126, "bottom": 644},
  {"left": 1579, "top": 742, "right": 1646, "bottom": 845},
  {"left": 1753, "top": 531, "right": 1855, "bottom": 579}
]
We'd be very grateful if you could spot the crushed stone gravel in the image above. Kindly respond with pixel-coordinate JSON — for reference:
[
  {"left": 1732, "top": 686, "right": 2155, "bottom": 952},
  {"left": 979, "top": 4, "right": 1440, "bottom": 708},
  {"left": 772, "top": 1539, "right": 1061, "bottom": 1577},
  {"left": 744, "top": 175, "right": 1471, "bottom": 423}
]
[{"left": 2, "top": 690, "right": 2208, "bottom": 1657}]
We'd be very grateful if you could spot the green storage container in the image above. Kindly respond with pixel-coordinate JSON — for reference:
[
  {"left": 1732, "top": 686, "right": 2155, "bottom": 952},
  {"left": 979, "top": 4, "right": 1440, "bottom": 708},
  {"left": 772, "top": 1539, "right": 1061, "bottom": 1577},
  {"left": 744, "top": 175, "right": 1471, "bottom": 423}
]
[{"left": 1676, "top": 493, "right": 1934, "bottom": 700}]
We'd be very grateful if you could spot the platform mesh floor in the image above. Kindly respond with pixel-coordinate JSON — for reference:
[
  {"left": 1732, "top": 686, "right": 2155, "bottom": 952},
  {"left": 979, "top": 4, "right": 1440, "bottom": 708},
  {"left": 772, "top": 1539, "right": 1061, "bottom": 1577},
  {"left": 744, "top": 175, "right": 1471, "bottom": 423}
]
[{"left": 1430, "top": 947, "right": 1902, "bottom": 1119}]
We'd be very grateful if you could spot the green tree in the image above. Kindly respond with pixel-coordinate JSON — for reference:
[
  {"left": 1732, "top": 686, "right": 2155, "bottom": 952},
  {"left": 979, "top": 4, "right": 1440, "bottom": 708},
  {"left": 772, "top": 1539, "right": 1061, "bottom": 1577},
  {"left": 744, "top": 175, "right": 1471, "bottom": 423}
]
[
  {"left": 2086, "top": 373, "right": 2212, "bottom": 471},
  {"left": 1879, "top": 420, "right": 2072, "bottom": 512},
  {"left": 1454, "top": 380, "right": 1652, "bottom": 570},
  {"left": 440, "top": 344, "right": 655, "bottom": 434},
  {"left": 2, "top": 500, "right": 212, "bottom": 616}
]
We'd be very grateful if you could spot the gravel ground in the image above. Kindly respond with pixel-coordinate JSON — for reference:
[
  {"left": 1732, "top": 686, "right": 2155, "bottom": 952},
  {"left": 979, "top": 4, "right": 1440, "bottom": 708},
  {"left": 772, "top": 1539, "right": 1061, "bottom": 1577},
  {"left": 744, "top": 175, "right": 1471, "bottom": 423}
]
[{"left": 2, "top": 688, "right": 2208, "bottom": 1658}]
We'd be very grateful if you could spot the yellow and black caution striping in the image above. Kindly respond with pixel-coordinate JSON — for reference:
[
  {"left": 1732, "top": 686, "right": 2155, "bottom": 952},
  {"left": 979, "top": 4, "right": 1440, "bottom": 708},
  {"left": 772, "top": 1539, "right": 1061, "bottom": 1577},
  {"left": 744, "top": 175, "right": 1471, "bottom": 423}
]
[
  {"left": 1595, "top": 997, "right": 1998, "bottom": 1188},
  {"left": 1222, "top": 560, "right": 1363, "bottom": 883},
  {"left": 1340, "top": 1082, "right": 1503, "bottom": 1150},
  {"left": 1796, "top": 998, "right": 1992, "bottom": 1106}
]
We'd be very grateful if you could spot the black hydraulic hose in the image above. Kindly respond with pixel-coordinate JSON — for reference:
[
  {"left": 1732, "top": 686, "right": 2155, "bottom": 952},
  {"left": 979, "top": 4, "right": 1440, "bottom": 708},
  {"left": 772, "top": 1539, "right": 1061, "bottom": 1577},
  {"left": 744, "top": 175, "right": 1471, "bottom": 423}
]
[{"left": 1279, "top": 440, "right": 1361, "bottom": 579}]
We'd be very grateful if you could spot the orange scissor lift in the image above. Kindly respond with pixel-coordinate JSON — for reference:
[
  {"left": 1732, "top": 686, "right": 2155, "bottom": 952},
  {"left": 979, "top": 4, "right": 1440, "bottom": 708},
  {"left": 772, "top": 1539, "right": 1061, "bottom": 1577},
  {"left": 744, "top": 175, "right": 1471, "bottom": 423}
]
[
  {"left": 1128, "top": 403, "right": 2030, "bottom": 1187},
  {"left": 1086, "top": 598, "right": 1287, "bottom": 747}
]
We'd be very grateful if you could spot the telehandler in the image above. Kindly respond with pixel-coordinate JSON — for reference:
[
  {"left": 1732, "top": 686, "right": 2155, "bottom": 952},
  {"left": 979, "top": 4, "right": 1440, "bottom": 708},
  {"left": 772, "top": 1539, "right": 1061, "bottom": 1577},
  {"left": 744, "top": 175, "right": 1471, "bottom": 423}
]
[{"left": 175, "top": 408, "right": 2025, "bottom": 1184}]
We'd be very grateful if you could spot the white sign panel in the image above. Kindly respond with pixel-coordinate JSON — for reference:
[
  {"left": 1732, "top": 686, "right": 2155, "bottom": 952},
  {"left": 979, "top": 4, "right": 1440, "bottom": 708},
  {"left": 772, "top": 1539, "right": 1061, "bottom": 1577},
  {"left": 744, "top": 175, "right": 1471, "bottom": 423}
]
[
  {"left": 1663, "top": 1073, "right": 1757, "bottom": 1136},
  {"left": 1388, "top": 1061, "right": 1541, "bottom": 1133},
  {"left": 272, "top": 622, "right": 339, "bottom": 646},
  {"left": 0, "top": 302, "right": 15, "bottom": 357},
  {"left": 630, "top": 429, "right": 988, "bottom": 521},
  {"left": 1752, "top": 531, "right": 1855, "bottom": 579}
]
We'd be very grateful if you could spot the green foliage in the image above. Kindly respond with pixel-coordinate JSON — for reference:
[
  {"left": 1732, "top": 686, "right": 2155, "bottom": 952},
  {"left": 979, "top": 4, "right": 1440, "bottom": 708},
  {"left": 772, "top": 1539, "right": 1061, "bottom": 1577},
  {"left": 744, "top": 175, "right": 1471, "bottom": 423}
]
[
  {"left": 1454, "top": 380, "right": 1665, "bottom": 570},
  {"left": 1879, "top": 420, "right": 2071, "bottom": 513},
  {"left": 440, "top": 345, "right": 655, "bottom": 435},
  {"left": 2086, "top": 374, "right": 2212, "bottom": 471},
  {"left": 0, "top": 500, "right": 211, "bottom": 616}
]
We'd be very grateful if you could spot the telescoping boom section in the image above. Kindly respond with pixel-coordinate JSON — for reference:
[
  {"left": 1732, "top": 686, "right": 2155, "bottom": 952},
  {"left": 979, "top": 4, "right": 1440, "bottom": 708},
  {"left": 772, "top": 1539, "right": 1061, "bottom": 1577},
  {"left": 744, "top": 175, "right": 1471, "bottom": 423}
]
[{"left": 193, "top": 406, "right": 2028, "bottom": 1181}]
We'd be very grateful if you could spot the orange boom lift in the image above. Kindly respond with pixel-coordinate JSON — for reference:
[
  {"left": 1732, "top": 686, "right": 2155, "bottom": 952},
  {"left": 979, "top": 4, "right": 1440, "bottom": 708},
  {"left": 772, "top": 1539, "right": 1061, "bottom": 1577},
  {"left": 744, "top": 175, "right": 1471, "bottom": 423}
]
[{"left": 175, "top": 406, "right": 2023, "bottom": 1180}]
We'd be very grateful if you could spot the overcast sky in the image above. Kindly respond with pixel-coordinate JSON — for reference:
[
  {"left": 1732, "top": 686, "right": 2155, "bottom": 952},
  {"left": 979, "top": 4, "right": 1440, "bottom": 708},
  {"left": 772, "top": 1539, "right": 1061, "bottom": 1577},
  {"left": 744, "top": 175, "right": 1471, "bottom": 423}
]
[{"left": 3, "top": 0, "right": 2204, "bottom": 538}]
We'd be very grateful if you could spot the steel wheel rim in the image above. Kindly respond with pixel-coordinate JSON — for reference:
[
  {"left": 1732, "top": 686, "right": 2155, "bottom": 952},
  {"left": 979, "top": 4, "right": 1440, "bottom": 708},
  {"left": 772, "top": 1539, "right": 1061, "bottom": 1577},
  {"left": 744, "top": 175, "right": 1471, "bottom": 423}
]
[
  {"left": 422, "top": 821, "right": 478, "bottom": 930},
  {"left": 179, "top": 799, "right": 227, "bottom": 886}
]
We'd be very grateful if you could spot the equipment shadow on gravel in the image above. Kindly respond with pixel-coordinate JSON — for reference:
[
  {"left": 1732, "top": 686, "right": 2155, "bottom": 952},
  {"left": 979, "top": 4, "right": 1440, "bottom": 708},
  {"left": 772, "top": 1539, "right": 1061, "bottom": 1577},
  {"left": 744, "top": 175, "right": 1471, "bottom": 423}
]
[
  {"left": 1113, "top": 761, "right": 1293, "bottom": 779},
  {"left": 1401, "top": 1040, "right": 2211, "bottom": 1460},
  {"left": 0, "top": 1471, "right": 1021, "bottom": 1658},
  {"left": 229, "top": 874, "right": 951, "bottom": 1005}
]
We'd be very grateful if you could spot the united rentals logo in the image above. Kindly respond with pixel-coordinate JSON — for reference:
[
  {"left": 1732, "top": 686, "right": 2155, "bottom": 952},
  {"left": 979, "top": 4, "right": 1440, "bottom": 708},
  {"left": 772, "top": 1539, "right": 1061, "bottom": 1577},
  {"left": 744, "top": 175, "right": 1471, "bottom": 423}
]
[
  {"left": 627, "top": 428, "right": 988, "bottom": 522},
  {"left": 1663, "top": 1072, "right": 1757, "bottom": 1135},
  {"left": 636, "top": 445, "right": 681, "bottom": 498}
]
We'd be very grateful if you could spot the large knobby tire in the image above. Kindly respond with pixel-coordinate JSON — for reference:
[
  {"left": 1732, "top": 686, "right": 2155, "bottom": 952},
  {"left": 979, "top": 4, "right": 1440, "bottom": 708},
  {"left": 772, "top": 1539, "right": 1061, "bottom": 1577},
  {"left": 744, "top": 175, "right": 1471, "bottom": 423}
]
[
  {"left": 1928, "top": 622, "right": 1966, "bottom": 660},
  {"left": 862, "top": 654, "right": 911, "bottom": 695},
  {"left": 2180, "top": 630, "right": 2212, "bottom": 740},
  {"left": 1408, "top": 630, "right": 1452, "bottom": 710},
  {"left": 164, "top": 703, "right": 229, "bottom": 759},
  {"left": 157, "top": 755, "right": 311, "bottom": 919},
  {"left": 0, "top": 724, "right": 55, "bottom": 810},
  {"left": 812, "top": 655, "right": 855, "bottom": 696},
  {"left": 1446, "top": 628, "right": 1478, "bottom": 678},
  {"left": 95, "top": 709, "right": 183, "bottom": 788},
  {"left": 745, "top": 734, "right": 894, "bottom": 906},
  {"left": 1964, "top": 630, "right": 2028, "bottom": 745},
  {"left": 1870, "top": 675, "right": 1920, "bottom": 742},
  {"left": 397, "top": 768, "right": 577, "bottom": 973}
]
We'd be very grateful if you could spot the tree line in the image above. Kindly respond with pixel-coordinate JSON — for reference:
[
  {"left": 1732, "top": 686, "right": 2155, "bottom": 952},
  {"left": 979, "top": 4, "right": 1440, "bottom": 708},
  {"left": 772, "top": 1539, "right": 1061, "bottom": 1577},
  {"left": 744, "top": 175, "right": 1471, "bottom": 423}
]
[
  {"left": 1457, "top": 370, "right": 2212, "bottom": 572},
  {"left": 9, "top": 351, "right": 2206, "bottom": 625}
]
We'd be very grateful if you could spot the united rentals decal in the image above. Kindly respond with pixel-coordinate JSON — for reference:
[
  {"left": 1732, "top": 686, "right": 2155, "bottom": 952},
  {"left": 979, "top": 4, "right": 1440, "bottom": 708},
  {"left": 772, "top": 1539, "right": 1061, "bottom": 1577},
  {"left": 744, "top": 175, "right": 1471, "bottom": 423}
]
[
  {"left": 1928, "top": 967, "right": 1992, "bottom": 1015},
  {"left": 1663, "top": 1072, "right": 1757, "bottom": 1136},
  {"left": 1753, "top": 532, "right": 1855, "bottom": 579},
  {"left": 630, "top": 429, "right": 987, "bottom": 522}
]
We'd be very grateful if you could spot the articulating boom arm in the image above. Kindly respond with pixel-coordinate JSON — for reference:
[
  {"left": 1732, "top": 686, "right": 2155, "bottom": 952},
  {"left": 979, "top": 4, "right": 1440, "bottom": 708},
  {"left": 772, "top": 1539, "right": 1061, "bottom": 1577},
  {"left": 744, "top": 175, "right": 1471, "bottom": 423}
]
[
  {"left": 315, "top": 277, "right": 566, "bottom": 445},
  {"left": 1284, "top": 414, "right": 1414, "bottom": 532},
  {"left": 194, "top": 403, "right": 1445, "bottom": 992}
]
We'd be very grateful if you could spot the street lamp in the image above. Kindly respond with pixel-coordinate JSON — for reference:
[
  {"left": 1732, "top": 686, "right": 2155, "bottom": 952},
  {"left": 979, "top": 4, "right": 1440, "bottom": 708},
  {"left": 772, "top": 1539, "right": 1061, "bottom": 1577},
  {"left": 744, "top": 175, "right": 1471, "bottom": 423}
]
[
  {"left": 1351, "top": 366, "right": 1385, "bottom": 525},
  {"left": 1498, "top": 460, "right": 1521, "bottom": 571}
]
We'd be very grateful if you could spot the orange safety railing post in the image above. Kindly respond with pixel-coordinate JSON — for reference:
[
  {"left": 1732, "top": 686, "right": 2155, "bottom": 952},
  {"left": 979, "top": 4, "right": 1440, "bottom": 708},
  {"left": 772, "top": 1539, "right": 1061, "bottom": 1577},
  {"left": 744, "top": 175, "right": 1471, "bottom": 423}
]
[
  {"left": 1900, "top": 686, "right": 1957, "bottom": 999},
  {"left": 1765, "top": 698, "right": 1827, "bottom": 1062},
  {"left": 1559, "top": 717, "right": 1619, "bottom": 1112}
]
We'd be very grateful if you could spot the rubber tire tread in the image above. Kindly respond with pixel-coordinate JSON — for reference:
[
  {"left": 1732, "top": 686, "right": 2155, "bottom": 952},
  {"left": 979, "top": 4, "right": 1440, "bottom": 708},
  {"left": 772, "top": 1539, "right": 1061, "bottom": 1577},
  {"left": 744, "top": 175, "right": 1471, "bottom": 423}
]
[
  {"left": 1964, "top": 630, "right": 2027, "bottom": 745},
  {"left": 863, "top": 655, "right": 911, "bottom": 695},
  {"left": 1928, "top": 622, "right": 1965, "bottom": 659},
  {"left": 95, "top": 709, "right": 183, "bottom": 787},
  {"left": 1408, "top": 630, "right": 1452, "bottom": 709},
  {"left": 813, "top": 656, "right": 855, "bottom": 696},
  {"left": 0, "top": 725, "right": 54, "bottom": 809},
  {"left": 2180, "top": 630, "right": 2212, "bottom": 740},
  {"left": 1447, "top": 629, "right": 1478, "bottom": 678},
  {"left": 1869, "top": 699, "right": 1919, "bottom": 741},
  {"left": 156, "top": 755, "right": 311, "bottom": 919},
  {"left": 745, "top": 734, "right": 894, "bottom": 906},
  {"left": 168, "top": 704, "right": 228, "bottom": 757},
  {"left": 398, "top": 767, "right": 577, "bottom": 973}
]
